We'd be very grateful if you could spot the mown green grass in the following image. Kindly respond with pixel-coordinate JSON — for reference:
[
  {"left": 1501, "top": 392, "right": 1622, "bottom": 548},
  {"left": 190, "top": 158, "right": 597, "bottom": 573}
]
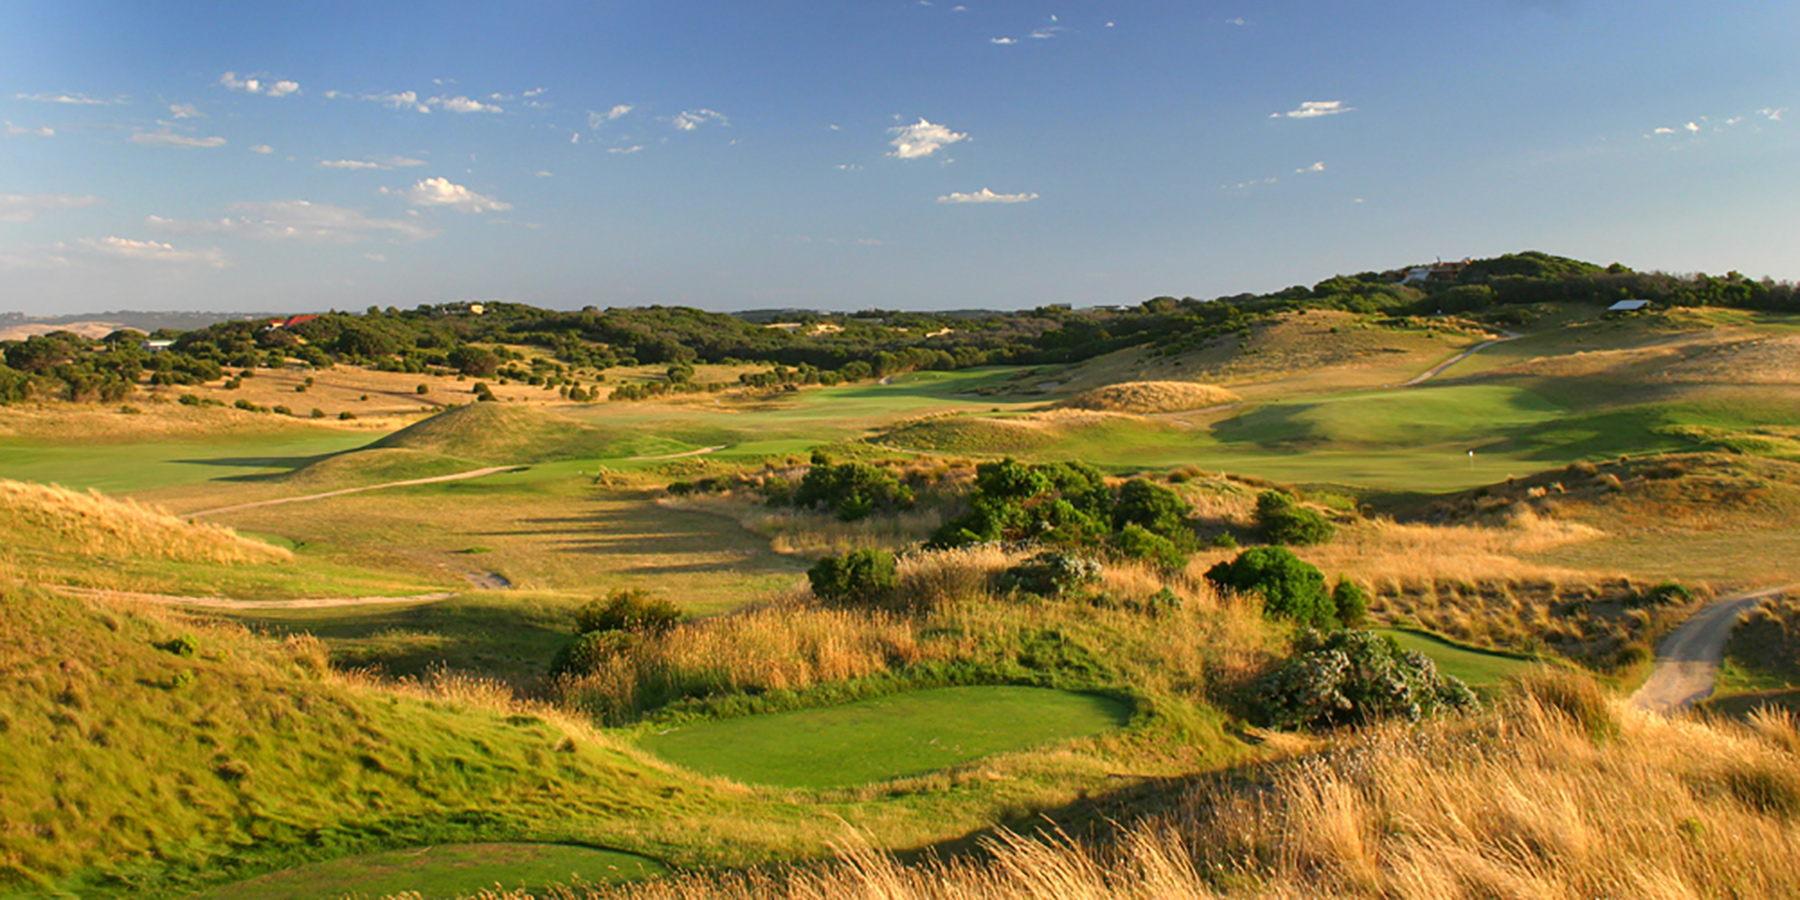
[
  {"left": 1372, "top": 628, "right": 1540, "bottom": 688},
  {"left": 0, "top": 432, "right": 375, "bottom": 492},
  {"left": 640, "top": 686, "right": 1133, "bottom": 789},
  {"left": 197, "top": 842, "right": 666, "bottom": 900}
]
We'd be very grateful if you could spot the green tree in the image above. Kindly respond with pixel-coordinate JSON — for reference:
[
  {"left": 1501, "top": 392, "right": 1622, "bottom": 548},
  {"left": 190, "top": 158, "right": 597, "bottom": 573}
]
[
  {"left": 1255, "top": 491, "right": 1335, "bottom": 546},
  {"left": 1113, "top": 478, "right": 1193, "bottom": 546},
  {"left": 807, "top": 549, "right": 900, "bottom": 607},
  {"left": 1205, "top": 547, "right": 1334, "bottom": 627}
]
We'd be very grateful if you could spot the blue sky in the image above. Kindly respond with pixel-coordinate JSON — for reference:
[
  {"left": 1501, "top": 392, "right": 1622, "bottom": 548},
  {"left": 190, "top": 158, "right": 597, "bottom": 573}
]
[{"left": 2, "top": 1, "right": 1796, "bottom": 316}]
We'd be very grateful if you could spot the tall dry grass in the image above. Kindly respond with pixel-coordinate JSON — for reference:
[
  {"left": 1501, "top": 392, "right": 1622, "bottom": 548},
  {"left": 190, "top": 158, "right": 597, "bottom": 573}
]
[
  {"left": 0, "top": 478, "right": 290, "bottom": 565},
  {"left": 1057, "top": 381, "right": 1241, "bottom": 414},
  {"left": 661, "top": 493, "right": 944, "bottom": 556},
  {"left": 458, "top": 675, "right": 1800, "bottom": 900}
]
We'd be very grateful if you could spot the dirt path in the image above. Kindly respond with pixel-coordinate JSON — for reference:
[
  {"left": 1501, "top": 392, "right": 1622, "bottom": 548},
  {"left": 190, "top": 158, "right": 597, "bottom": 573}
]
[
  {"left": 1630, "top": 584, "right": 1799, "bottom": 714},
  {"left": 1399, "top": 330, "right": 1523, "bottom": 387},
  {"left": 630, "top": 445, "right": 727, "bottom": 461},
  {"left": 57, "top": 585, "right": 455, "bottom": 610},
  {"left": 185, "top": 465, "right": 525, "bottom": 517}
]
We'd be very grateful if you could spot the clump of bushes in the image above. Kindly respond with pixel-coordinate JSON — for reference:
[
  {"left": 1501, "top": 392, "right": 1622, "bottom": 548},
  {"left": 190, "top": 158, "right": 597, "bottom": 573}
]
[
  {"left": 158, "top": 633, "right": 200, "bottom": 657},
  {"left": 550, "top": 589, "right": 684, "bottom": 680},
  {"left": 791, "top": 458, "right": 914, "bottom": 521},
  {"left": 808, "top": 548, "right": 899, "bottom": 607},
  {"left": 930, "top": 459, "right": 1195, "bottom": 571},
  {"left": 1255, "top": 490, "right": 1335, "bottom": 546},
  {"left": 998, "top": 551, "right": 1103, "bottom": 598},
  {"left": 1207, "top": 547, "right": 1351, "bottom": 628},
  {"left": 1255, "top": 628, "right": 1477, "bottom": 730}
]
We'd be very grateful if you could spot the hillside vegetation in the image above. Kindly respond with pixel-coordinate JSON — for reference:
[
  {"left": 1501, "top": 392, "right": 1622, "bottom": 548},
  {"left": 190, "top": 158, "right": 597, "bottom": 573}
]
[{"left": 0, "top": 479, "right": 290, "bottom": 567}]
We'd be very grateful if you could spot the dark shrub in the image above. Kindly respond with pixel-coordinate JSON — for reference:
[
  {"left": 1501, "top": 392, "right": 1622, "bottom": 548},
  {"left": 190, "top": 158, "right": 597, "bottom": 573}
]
[
  {"left": 808, "top": 549, "right": 900, "bottom": 606},
  {"left": 1112, "top": 523, "right": 1188, "bottom": 570},
  {"left": 794, "top": 462, "right": 914, "bottom": 521},
  {"left": 1256, "top": 490, "right": 1336, "bottom": 546},
  {"left": 1631, "top": 581, "right": 1694, "bottom": 608},
  {"left": 1205, "top": 547, "right": 1334, "bottom": 626},
  {"left": 1333, "top": 577, "right": 1369, "bottom": 627},
  {"left": 999, "top": 551, "right": 1103, "bottom": 598},
  {"left": 573, "top": 589, "right": 683, "bottom": 636},
  {"left": 549, "top": 630, "right": 637, "bottom": 680},
  {"left": 447, "top": 345, "right": 501, "bottom": 377},
  {"left": 159, "top": 634, "right": 200, "bottom": 657},
  {"left": 1255, "top": 628, "right": 1477, "bottom": 730},
  {"left": 1113, "top": 478, "right": 1193, "bottom": 546}
]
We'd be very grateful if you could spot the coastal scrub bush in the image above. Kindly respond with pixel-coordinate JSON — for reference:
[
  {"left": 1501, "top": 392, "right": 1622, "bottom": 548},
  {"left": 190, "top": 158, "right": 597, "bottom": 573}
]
[
  {"left": 1256, "top": 490, "right": 1336, "bottom": 546},
  {"left": 793, "top": 461, "right": 914, "bottom": 521},
  {"left": 998, "top": 551, "right": 1103, "bottom": 598},
  {"left": 1112, "top": 523, "right": 1188, "bottom": 570},
  {"left": 1333, "top": 577, "right": 1369, "bottom": 627},
  {"left": 808, "top": 548, "right": 899, "bottom": 606},
  {"left": 1205, "top": 547, "right": 1336, "bottom": 627},
  {"left": 1255, "top": 628, "right": 1477, "bottom": 729},
  {"left": 572, "top": 589, "right": 683, "bottom": 636}
]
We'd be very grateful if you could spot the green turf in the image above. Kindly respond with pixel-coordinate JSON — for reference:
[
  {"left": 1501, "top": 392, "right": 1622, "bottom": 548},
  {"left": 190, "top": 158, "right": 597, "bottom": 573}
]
[
  {"left": 0, "top": 432, "right": 374, "bottom": 492},
  {"left": 640, "top": 686, "right": 1132, "bottom": 788},
  {"left": 196, "top": 843, "right": 666, "bottom": 900},
  {"left": 1373, "top": 628, "right": 1539, "bottom": 687}
]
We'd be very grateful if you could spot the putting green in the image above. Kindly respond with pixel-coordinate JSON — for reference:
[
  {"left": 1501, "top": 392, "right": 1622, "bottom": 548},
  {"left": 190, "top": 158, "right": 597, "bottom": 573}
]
[
  {"left": 197, "top": 842, "right": 666, "bottom": 899},
  {"left": 1374, "top": 628, "right": 1539, "bottom": 687},
  {"left": 640, "top": 685, "right": 1133, "bottom": 788}
]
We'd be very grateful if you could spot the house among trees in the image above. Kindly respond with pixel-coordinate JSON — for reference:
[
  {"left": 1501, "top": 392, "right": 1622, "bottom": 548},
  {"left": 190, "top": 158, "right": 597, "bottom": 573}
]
[
  {"left": 1402, "top": 259, "right": 1471, "bottom": 285},
  {"left": 265, "top": 314, "right": 321, "bottom": 330},
  {"left": 1607, "top": 299, "right": 1653, "bottom": 312}
]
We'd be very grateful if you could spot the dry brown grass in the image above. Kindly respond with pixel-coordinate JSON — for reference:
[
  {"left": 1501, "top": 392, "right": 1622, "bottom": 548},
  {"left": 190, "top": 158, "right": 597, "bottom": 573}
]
[
  {"left": 464, "top": 677, "right": 1800, "bottom": 900},
  {"left": 661, "top": 493, "right": 946, "bottom": 556},
  {"left": 0, "top": 478, "right": 290, "bottom": 565},
  {"left": 1056, "top": 381, "right": 1241, "bottom": 414}
]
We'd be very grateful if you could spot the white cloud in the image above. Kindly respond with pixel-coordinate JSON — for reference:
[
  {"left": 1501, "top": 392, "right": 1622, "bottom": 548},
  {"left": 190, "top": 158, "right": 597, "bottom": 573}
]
[
  {"left": 4, "top": 121, "right": 54, "bottom": 138},
  {"left": 888, "top": 118, "right": 967, "bottom": 159},
  {"left": 534, "top": 170, "right": 553, "bottom": 177},
  {"left": 364, "top": 252, "right": 387, "bottom": 262},
  {"left": 13, "top": 92, "right": 122, "bottom": 105},
  {"left": 388, "top": 177, "right": 513, "bottom": 213},
  {"left": 837, "top": 163, "right": 863, "bottom": 171},
  {"left": 1295, "top": 161, "right": 1325, "bottom": 173},
  {"left": 589, "top": 105, "right": 633, "bottom": 128},
  {"left": 366, "top": 90, "right": 429, "bottom": 113},
  {"left": 130, "top": 129, "right": 226, "bottom": 148},
  {"left": 1226, "top": 17, "right": 1246, "bottom": 25},
  {"left": 1029, "top": 25, "right": 1066, "bottom": 39},
  {"left": 570, "top": 132, "right": 580, "bottom": 144},
  {"left": 1761, "top": 107, "right": 1786, "bottom": 121},
  {"left": 317, "top": 155, "right": 428, "bottom": 170},
  {"left": 1273, "top": 100, "right": 1353, "bottom": 119},
  {"left": 148, "top": 200, "right": 436, "bottom": 243},
  {"left": 0, "top": 193, "right": 102, "bottom": 223},
  {"left": 250, "top": 144, "right": 274, "bottom": 154},
  {"left": 1684, "top": 121, "right": 1700, "bottom": 132},
  {"left": 430, "top": 95, "right": 502, "bottom": 114},
  {"left": 668, "top": 108, "right": 728, "bottom": 131},
  {"left": 169, "top": 103, "right": 204, "bottom": 119},
  {"left": 1652, "top": 127, "right": 1677, "bottom": 135},
  {"left": 523, "top": 87, "right": 547, "bottom": 98},
  {"left": 83, "top": 236, "right": 225, "bottom": 267},
  {"left": 219, "top": 72, "right": 299, "bottom": 97},
  {"left": 991, "top": 36, "right": 1018, "bottom": 44},
  {"left": 937, "top": 188, "right": 1038, "bottom": 204},
  {"left": 608, "top": 145, "right": 644, "bottom": 155}
]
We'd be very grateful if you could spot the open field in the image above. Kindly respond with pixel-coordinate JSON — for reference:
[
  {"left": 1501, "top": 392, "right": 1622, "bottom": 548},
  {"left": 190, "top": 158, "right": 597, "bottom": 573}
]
[{"left": 641, "top": 686, "right": 1132, "bottom": 789}]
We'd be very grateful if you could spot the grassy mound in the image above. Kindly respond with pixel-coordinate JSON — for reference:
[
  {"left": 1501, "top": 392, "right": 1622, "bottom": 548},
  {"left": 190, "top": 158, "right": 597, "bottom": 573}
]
[
  {"left": 372, "top": 403, "right": 609, "bottom": 464},
  {"left": 0, "top": 585, "right": 704, "bottom": 896},
  {"left": 1056, "top": 381, "right": 1239, "bottom": 414},
  {"left": 640, "top": 686, "right": 1131, "bottom": 788},
  {"left": 0, "top": 478, "right": 290, "bottom": 566},
  {"left": 877, "top": 410, "right": 1180, "bottom": 457},
  {"left": 277, "top": 446, "right": 487, "bottom": 487}
]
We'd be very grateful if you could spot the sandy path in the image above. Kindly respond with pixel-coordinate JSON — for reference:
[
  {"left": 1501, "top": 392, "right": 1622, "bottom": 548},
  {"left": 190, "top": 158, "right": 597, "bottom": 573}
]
[
  {"left": 1630, "top": 583, "right": 1799, "bottom": 714},
  {"left": 56, "top": 585, "right": 455, "bottom": 610},
  {"left": 630, "top": 445, "right": 727, "bottom": 461},
  {"left": 185, "top": 465, "right": 524, "bottom": 517},
  {"left": 1399, "top": 330, "right": 1523, "bottom": 386}
]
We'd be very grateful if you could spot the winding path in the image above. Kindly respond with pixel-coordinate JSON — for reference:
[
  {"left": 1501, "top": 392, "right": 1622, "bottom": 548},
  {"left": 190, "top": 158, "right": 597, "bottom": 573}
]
[
  {"left": 1629, "top": 583, "right": 1799, "bottom": 714},
  {"left": 1399, "top": 330, "right": 1523, "bottom": 387},
  {"left": 185, "top": 465, "right": 524, "bottom": 517}
]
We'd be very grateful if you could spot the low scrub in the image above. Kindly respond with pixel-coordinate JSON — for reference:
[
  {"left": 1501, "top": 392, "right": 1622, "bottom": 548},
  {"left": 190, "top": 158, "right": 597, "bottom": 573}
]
[{"left": 1253, "top": 629, "right": 1477, "bottom": 730}]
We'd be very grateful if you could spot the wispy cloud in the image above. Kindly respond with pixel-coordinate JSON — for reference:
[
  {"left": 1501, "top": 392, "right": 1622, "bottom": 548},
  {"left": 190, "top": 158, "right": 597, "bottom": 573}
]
[
  {"left": 130, "top": 129, "right": 226, "bottom": 148},
  {"left": 607, "top": 145, "right": 644, "bottom": 155},
  {"left": 0, "top": 193, "right": 102, "bottom": 223},
  {"left": 589, "top": 105, "right": 633, "bottom": 128},
  {"left": 1295, "top": 161, "right": 1326, "bottom": 173},
  {"left": 13, "top": 92, "right": 123, "bottom": 105},
  {"left": 249, "top": 144, "right": 274, "bottom": 154},
  {"left": 74, "top": 236, "right": 226, "bottom": 267},
  {"left": 889, "top": 118, "right": 967, "bottom": 159},
  {"left": 219, "top": 72, "right": 299, "bottom": 97},
  {"left": 385, "top": 177, "right": 513, "bottom": 213},
  {"left": 430, "top": 95, "right": 501, "bottom": 114},
  {"left": 937, "top": 188, "right": 1038, "bottom": 204},
  {"left": 149, "top": 200, "right": 436, "bottom": 243},
  {"left": 4, "top": 121, "right": 55, "bottom": 138},
  {"left": 667, "top": 108, "right": 728, "bottom": 131},
  {"left": 990, "top": 36, "right": 1018, "bottom": 44},
  {"left": 1273, "top": 100, "right": 1353, "bottom": 119},
  {"left": 534, "top": 170, "right": 553, "bottom": 177},
  {"left": 317, "top": 155, "right": 428, "bottom": 170}
]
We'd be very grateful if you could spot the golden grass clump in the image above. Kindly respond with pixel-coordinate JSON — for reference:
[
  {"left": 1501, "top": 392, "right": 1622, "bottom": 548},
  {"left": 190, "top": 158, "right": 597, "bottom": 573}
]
[
  {"left": 1057, "top": 380, "right": 1241, "bottom": 414},
  {"left": 0, "top": 478, "right": 290, "bottom": 565},
  {"left": 480, "top": 676, "right": 1800, "bottom": 900}
]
